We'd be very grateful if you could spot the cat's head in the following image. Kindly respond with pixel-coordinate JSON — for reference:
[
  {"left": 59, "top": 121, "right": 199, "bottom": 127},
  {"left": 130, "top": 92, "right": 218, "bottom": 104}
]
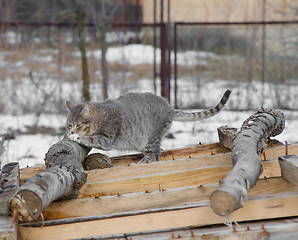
[{"left": 65, "top": 101, "right": 99, "bottom": 136}]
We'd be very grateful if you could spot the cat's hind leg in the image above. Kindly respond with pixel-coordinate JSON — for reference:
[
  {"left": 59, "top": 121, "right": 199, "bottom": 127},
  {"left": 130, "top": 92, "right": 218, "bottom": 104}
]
[{"left": 138, "top": 136, "right": 161, "bottom": 164}]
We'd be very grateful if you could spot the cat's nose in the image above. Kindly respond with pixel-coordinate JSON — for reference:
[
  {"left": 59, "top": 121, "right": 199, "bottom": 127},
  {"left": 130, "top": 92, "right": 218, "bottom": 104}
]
[{"left": 70, "top": 130, "right": 75, "bottom": 134}]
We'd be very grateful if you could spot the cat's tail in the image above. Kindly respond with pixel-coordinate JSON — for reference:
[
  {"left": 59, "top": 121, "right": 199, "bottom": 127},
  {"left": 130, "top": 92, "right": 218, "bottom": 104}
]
[{"left": 173, "top": 90, "right": 232, "bottom": 122}]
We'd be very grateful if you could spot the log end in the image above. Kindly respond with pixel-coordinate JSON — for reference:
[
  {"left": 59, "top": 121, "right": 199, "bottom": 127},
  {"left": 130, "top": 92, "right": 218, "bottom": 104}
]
[
  {"left": 210, "top": 190, "right": 236, "bottom": 216},
  {"left": 82, "top": 153, "right": 113, "bottom": 170},
  {"left": 217, "top": 126, "right": 238, "bottom": 149},
  {"left": 10, "top": 190, "right": 42, "bottom": 223}
]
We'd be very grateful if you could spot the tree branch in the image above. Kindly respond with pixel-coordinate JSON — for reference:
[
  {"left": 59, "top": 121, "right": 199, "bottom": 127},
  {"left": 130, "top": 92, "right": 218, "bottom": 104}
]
[
  {"left": 10, "top": 139, "right": 90, "bottom": 222},
  {"left": 210, "top": 109, "right": 285, "bottom": 216}
]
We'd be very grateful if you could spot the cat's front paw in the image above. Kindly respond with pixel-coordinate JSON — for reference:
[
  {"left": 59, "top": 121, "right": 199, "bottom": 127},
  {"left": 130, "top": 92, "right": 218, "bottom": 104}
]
[{"left": 68, "top": 133, "right": 80, "bottom": 143}]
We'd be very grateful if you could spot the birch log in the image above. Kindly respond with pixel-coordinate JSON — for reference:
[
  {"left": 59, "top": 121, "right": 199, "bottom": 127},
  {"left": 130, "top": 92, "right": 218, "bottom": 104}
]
[
  {"left": 210, "top": 109, "right": 285, "bottom": 216},
  {"left": 10, "top": 139, "right": 89, "bottom": 222}
]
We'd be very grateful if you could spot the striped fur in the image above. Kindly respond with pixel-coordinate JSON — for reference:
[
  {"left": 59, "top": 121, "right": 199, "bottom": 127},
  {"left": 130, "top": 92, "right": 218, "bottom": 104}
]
[{"left": 174, "top": 90, "right": 232, "bottom": 122}]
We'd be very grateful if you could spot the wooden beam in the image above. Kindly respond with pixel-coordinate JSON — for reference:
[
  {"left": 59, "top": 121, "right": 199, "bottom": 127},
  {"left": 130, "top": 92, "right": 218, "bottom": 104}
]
[
  {"left": 279, "top": 155, "right": 298, "bottom": 186},
  {"left": 19, "top": 143, "right": 297, "bottom": 184},
  {"left": 41, "top": 177, "right": 298, "bottom": 221},
  {"left": 18, "top": 142, "right": 231, "bottom": 180},
  {"left": 18, "top": 193, "right": 298, "bottom": 240},
  {"left": 78, "top": 160, "right": 280, "bottom": 198},
  {"left": 132, "top": 221, "right": 298, "bottom": 240},
  {"left": 107, "top": 219, "right": 298, "bottom": 240}
]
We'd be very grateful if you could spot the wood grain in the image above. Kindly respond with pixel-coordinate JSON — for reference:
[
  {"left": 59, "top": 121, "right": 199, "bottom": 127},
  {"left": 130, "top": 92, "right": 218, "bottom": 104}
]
[
  {"left": 19, "top": 193, "right": 298, "bottom": 240},
  {"left": 41, "top": 177, "right": 298, "bottom": 220},
  {"left": 19, "top": 143, "right": 296, "bottom": 185}
]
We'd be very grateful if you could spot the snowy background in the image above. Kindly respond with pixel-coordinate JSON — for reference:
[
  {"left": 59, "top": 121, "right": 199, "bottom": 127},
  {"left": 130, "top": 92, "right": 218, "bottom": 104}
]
[{"left": 0, "top": 44, "right": 298, "bottom": 169}]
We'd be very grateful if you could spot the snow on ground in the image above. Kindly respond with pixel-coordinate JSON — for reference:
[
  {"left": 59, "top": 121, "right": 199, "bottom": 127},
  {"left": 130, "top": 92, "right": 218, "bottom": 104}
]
[
  {"left": 92, "top": 44, "right": 215, "bottom": 66},
  {"left": 0, "top": 44, "right": 298, "bottom": 169}
]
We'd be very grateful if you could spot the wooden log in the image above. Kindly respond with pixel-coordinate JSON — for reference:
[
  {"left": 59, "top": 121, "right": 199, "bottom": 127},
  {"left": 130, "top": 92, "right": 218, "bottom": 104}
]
[
  {"left": 210, "top": 109, "right": 285, "bottom": 216},
  {"left": 0, "top": 162, "right": 19, "bottom": 240},
  {"left": 18, "top": 193, "right": 298, "bottom": 240},
  {"left": 217, "top": 126, "right": 283, "bottom": 150},
  {"left": 82, "top": 153, "right": 112, "bottom": 170},
  {"left": 217, "top": 126, "right": 238, "bottom": 149},
  {"left": 41, "top": 177, "right": 298, "bottom": 221},
  {"left": 279, "top": 155, "right": 298, "bottom": 186},
  {"left": 9, "top": 139, "right": 89, "bottom": 222}
]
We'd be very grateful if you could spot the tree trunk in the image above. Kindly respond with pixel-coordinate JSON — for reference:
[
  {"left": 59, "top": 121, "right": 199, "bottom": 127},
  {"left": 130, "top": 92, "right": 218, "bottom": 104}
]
[
  {"left": 100, "top": 27, "right": 109, "bottom": 100},
  {"left": 10, "top": 139, "right": 89, "bottom": 222},
  {"left": 210, "top": 109, "right": 285, "bottom": 216},
  {"left": 76, "top": 10, "right": 90, "bottom": 102}
]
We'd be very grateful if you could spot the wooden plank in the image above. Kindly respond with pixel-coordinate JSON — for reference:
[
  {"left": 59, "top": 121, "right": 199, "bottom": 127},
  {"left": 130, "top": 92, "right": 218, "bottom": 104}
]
[
  {"left": 41, "top": 177, "right": 298, "bottom": 221},
  {"left": 196, "top": 224, "right": 298, "bottom": 240},
  {"left": 18, "top": 193, "right": 298, "bottom": 240},
  {"left": 115, "top": 218, "right": 298, "bottom": 240},
  {"left": 72, "top": 144, "right": 286, "bottom": 184},
  {"left": 19, "top": 143, "right": 296, "bottom": 184},
  {"left": 77, "top": 160, "right": 280, "bottom": 198},
  {"left": 112, "top": 142, "right": 231, "bottom": 166},
  {"left": 18, "top": 142, "right": 231, "bottom": 180},
  {"left": 279, "top": 155, "right": 298, "bottom": 186},
  {"left": 0, "top": 162, "right": 19, "bottom": 240},
  {"left": 126, "top": 221, "right": 298, "bottom": 240}
]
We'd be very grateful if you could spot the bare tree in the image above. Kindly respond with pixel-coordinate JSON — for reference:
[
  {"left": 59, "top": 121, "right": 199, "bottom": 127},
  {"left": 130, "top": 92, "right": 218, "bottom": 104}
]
[
  {"left": 85, "top": 0, "right": 120, "bottom": 100},
  {"left": 76, "top": 5, "right": 90, "bottom": 101}
]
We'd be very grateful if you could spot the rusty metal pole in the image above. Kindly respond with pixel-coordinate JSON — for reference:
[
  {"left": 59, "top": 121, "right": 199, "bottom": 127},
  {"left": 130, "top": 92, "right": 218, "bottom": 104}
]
[
  {"left": 167, "top": 0, "right": 171, "bottom": 102},
  {"left": 160, "top": 0, "right": 170, "bottom": 102},
  {"left": 174, "top": 23, "right": 178, "bottom": 109},
  {"left": 153, "top": 0, "right": 157, "bottom": 93},
  {"left": 261, "top": 0, "right": 267, "bottom": 108}
]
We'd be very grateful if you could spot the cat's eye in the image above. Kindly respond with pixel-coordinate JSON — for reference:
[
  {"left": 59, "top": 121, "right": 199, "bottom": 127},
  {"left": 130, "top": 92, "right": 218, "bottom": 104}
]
[
  {"left": 76, "top": 124, "right": 82, "bottom": 129},
  {"left": 67, "top": 124, "right": 72, "bottom": 129}
]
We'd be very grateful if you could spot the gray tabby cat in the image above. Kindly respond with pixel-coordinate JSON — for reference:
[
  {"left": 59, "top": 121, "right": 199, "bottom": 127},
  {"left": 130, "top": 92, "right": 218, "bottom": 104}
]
[{"left": 66, "top": 90, "right": 231, "bottom": 163}]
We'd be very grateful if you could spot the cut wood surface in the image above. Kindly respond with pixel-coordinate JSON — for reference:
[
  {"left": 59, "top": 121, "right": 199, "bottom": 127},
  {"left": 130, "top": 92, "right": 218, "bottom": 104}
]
[
  {"left": 18, "top": 193, "right": 298, "bottom": 240},
  {"left": 217, "top": 125, "right": 238, "bottom": 149},
  {"left": 41, "top": 177, "right": 298, "bottom": 221}
]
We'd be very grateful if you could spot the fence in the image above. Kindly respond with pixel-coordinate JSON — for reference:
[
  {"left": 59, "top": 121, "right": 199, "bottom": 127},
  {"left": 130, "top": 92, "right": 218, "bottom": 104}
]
[
  {"left": 0, "top": 18, "right": 298, "bottom": 113},
  {"left": 173, "top": 20, "right": 298, "bottom": 110}
]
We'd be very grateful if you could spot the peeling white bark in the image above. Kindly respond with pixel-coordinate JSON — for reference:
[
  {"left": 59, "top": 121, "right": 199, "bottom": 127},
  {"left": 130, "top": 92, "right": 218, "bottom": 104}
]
[
  {"left": 210, "top": 109, "right": 285, "bottom": 216},
  {"left": 10, "top": 139, "right": 89, "bottom": 222}
]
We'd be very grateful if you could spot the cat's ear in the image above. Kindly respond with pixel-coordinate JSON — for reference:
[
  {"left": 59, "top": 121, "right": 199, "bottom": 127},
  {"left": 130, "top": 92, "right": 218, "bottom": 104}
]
[
  {"left": 81, "top": 102, "right": 97, "bottom": 118},
  {"left": 66, "top": 101, "right": 76, "bottom": 112}
]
